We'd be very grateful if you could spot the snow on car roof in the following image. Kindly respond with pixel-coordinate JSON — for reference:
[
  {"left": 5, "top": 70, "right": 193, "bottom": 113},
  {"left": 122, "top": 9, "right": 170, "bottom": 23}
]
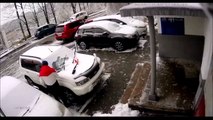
[
  {"left": 21, "top": 45, "right": 63, "bottom": 59},
  {"left": 93, "top": 15, "right": 121, "bottom": 21},
  {"left": 79, "top": 20, "right": 121, "bottom": 32}
]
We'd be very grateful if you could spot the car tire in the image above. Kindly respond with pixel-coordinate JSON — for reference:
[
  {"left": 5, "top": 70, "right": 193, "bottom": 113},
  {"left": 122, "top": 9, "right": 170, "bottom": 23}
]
[
  {"left": 60, "top": 87, "right": 77, "bottom": 107},
  {"left": 79, "top": 41, "right": 88, "bottom": 50},
  {"left": 114, "top": 41, "right": 125, "bottom": 51}
]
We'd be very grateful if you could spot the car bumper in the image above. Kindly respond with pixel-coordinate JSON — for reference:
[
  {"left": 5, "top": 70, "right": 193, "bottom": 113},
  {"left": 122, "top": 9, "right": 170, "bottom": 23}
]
[
  {"left": 136, "top": 27, "right": 147, "bottom": 37},
  {"left": 72, "top": 62, "right": 105, "bottom": 96}
]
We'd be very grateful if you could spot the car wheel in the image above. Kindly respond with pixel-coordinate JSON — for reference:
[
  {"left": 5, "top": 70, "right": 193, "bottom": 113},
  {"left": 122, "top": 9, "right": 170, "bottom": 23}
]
[
  {"left": 79, "top": 41, "right": 88, "bottom": 50},
  {"left": 60, "top": 87, "right": 77, "bottom": 107},
  {"left": 114, "top": 41, "right": 125, "bottom": 51}
]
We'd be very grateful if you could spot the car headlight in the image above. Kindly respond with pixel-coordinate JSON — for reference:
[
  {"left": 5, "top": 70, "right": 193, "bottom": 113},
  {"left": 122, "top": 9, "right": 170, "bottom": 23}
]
[{"left": 75, "top": 76, "right": 89, "bottom": 86}]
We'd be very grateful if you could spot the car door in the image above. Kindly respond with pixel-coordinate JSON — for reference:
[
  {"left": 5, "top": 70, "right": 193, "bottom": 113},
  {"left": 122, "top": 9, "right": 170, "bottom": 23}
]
[
  {"left": 93, "top": 28, "right": 110, "bottom": 46},
  {"left": 20, "top": 58, "right": 42, "bottom": 85},
  {"left": 82, "top": 28, "right": 95, "bottom": 45}
]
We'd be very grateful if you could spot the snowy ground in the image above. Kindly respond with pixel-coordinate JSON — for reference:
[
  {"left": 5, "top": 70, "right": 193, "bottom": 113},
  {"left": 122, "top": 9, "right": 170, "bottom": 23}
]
[
  {"left": 0, "top": 34, "right": 148, "bottom": 116},
  {"left": 92, "top": 103, "right": 139, "bottom": 116}
]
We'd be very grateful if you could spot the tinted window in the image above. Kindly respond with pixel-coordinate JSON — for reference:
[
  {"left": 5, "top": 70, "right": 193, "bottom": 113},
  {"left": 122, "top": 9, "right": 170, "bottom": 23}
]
[
  {"left": 21, "top": 59, "right": 41, "bottom": 72},
  {"left": 83, "top": 29, "right": 94, "bottom": 34},
  {"left": 94, "top": 28, "right": 105, "bottom": 33},
  {"left": 111, "top": 19, "right": 126, "bottom": 25},
  {"left": 55, "top": 26, "right": 64, "bottom": 32},
  {"left": 48, "top": 24, "right": 55, "bottom": 28},
  {"left": 68, "top": 20, "right": 84, "bottom": 28}
]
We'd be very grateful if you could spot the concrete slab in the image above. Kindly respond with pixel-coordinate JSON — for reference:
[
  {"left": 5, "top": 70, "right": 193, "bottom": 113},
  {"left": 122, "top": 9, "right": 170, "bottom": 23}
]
[{"left": 124, "top": 56, "right": 200, "bottom": 115}]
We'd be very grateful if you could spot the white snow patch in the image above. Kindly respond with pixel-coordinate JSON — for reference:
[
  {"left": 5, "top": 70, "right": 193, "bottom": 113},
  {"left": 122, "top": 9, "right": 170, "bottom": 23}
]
[
  {"left": 92, "top": 103, "right": 139, "bottom": 116},
  {"left": 138, "top": 39, "right": 147, "bottom": 48},
  {"left": 78, "top": 47, "right": 137, "bottom": 53}
]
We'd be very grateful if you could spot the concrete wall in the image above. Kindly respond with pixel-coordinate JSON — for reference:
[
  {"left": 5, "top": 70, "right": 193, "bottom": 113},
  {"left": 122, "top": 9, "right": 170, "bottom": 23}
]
[
  {"left": 157, "top": 34, "right": 204, "bottom": 62},
  {"left": 157, "top": 16, "right": 205, "bottom": 36},
  {"left": 204, "top": 64, "right": 213, "bottom": 116},
  {"left": 200, "top": 11, "right": 213, "bottom": 116}
]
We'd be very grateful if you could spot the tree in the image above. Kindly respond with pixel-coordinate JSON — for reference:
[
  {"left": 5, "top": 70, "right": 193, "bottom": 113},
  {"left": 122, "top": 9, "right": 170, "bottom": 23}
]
[
  {"left": 50, "top": 3, "right": 57, "bottom": 24},
  {"left": 20, "top": 3, "right": 31, "bottom": 37},
  {"left": 31, "top": 3, "right": 40, "bottom": 27},
  {"left": 14, "top": 3, "right": 26, "bottom": 41},
  {"left": 38, "top": 3, "right": 49, "bottom": 24},
  {"left": 78, "top": 3, "right": 82, "bottom": 11},
  {"left": 70, "top": 3, "right": 77, "bottom": 14}
]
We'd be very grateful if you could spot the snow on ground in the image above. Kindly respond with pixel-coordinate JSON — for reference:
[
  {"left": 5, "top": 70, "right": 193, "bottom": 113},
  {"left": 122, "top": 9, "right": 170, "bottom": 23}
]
[
  {"left": 77, "top": 39, "right": 147, "bottom": 53},
  {"left": 92, "top": 103, "right": 139, "bottom": 116},
  {"left": 138, "top": 39, "right": 147, "bottom": 48}
]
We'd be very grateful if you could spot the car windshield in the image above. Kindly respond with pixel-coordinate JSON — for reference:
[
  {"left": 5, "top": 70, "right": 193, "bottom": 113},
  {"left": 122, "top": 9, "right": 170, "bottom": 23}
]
[
  {"left": 51, "top": 46, "right": 75, "bottom": 72},
  {"left": 1, "top": 81, "right": 40, "bottom": 116}
]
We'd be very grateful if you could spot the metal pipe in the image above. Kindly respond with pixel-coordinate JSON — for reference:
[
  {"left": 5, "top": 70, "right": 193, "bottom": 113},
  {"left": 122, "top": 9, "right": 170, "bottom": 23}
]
[{"left": 147, "top": 16, "right": 158, "bottom": 101}]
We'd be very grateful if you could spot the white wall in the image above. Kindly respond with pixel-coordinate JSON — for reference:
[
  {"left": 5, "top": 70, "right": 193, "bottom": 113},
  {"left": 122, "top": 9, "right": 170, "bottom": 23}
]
[
  {"left": 201, "top": 18, "right": 213, "bottom": 80},
  {"left": 201, "top": 17, "right": 213, "bottom": 116},
  {"left": 157, "top": 16, "right": 205, "bottom": 36}
]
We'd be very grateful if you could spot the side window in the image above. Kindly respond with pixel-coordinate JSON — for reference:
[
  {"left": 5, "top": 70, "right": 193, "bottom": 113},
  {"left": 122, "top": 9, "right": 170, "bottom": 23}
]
[
  {"left": 83, "top": 29, "right": 94, "bottom": 35},
  {"left": 111, "top": 19, "right": 126, "bottom": 25},
  {"left": 21, "top": 59, "right": 41, "bottom": 72},
  {"left": 94, "top": 28, "right": 105, "bottom": 34}
]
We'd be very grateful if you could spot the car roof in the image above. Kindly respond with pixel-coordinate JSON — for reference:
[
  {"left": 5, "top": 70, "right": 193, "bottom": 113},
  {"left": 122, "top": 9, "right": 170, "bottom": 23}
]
[
  {"left": 21, "top": 45, "right": 63, "bottom": 60},
  {"left": 37, "top": 24, "right": 54, "bottom": 29},
  {"left": 58, "top": 19, "right": 83, "bottom": 26},
  {"left": 79, "top": 20, "right": 120, "bottom": 32},
  {"left": 93, "top": 15, "right": 122, "bottom": 21}
]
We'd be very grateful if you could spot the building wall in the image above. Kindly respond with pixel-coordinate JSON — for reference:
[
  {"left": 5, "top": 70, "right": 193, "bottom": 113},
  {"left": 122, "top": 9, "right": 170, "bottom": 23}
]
[
  {"left": 157, "top": 16, "right": 205, "bottom": 36},
  {"left": 156, "top": 16, "right": 205, "bottom": 61},
  {"left": 201, "top": 15, "right": 213, "bottom": 116},
  {"left": 157, "top": 34, "right": 204, "bottom": 61}
]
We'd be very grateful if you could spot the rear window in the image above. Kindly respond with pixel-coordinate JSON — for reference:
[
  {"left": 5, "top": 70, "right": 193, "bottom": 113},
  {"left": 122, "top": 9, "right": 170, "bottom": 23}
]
[
  {"left": 68, "top": 20, "right": 84, "bottom": 28},
  {"left": 55, "top": 25, "right": 64, "bottom": 32}
]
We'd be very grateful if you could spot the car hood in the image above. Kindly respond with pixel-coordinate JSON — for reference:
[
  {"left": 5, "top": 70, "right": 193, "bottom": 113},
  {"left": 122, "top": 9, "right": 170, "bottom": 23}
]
[
  {"left": 25, "top": 93, "right": 70, "bottom": 116},
  {"left": 114, "top": 25, "right": 137, "bottom": 35},
  {"left": 58, "top": 53, "right": 95, "bottom": 78}
]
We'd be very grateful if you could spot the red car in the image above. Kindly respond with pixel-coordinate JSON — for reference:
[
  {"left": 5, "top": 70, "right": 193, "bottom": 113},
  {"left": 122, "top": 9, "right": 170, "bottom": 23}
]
[{"left": 54, "top": 19, "right": 85, "bottom": 42}]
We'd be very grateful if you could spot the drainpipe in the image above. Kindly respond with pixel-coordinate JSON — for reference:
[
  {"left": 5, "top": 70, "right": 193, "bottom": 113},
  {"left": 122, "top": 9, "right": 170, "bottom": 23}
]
[{"left": 147, "top": 16, "right": 158, "bottom": 101}]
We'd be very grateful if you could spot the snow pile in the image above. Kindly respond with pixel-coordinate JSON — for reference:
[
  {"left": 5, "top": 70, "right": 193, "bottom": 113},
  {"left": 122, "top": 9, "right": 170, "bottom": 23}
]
[
  {"left": 138, "top": 39, "right": 147, "bottom": 48},
  {"left": 92, "top": 103, "right": 139, "bottom": 116}
]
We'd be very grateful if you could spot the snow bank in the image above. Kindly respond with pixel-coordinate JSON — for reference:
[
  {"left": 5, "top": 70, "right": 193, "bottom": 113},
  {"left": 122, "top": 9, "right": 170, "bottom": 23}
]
[{"left": 92, "top": 103, "right": 139, "bottom": 116}]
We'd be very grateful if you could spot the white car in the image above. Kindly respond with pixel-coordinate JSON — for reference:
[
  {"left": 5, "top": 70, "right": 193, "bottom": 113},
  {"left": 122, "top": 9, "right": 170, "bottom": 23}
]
[
  {"left": 0, "top": 76, "right": 74, "bottom": 116},
  {"left": 92, "top": 15, "right": 147, "bottom": 38},
  {"left": 70, "top": 11, "right": 88, "bottom": 21},
  {"left": 19, "top": 45, "right": 105, "bottom": 96}
]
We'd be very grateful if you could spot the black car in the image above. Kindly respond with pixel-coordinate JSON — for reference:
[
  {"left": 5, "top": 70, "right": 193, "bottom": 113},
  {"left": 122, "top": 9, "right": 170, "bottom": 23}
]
[
  {"left": 74, "top": 21, "right": 140, "bottom": 51},
  {"left": 34, "top": 24, "right": 56, "bottom": 39}
]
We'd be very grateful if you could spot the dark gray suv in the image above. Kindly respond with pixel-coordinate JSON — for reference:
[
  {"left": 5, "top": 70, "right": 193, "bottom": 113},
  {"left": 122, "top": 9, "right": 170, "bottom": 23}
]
[{"left": 35, "top": 24, "right": 56, "bottom": 39}]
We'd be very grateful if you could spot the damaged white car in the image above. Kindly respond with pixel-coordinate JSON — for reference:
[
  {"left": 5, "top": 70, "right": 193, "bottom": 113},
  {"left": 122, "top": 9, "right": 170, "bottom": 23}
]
[{"left": 19, "top": 45, "right": 105, "bottom": 96}]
